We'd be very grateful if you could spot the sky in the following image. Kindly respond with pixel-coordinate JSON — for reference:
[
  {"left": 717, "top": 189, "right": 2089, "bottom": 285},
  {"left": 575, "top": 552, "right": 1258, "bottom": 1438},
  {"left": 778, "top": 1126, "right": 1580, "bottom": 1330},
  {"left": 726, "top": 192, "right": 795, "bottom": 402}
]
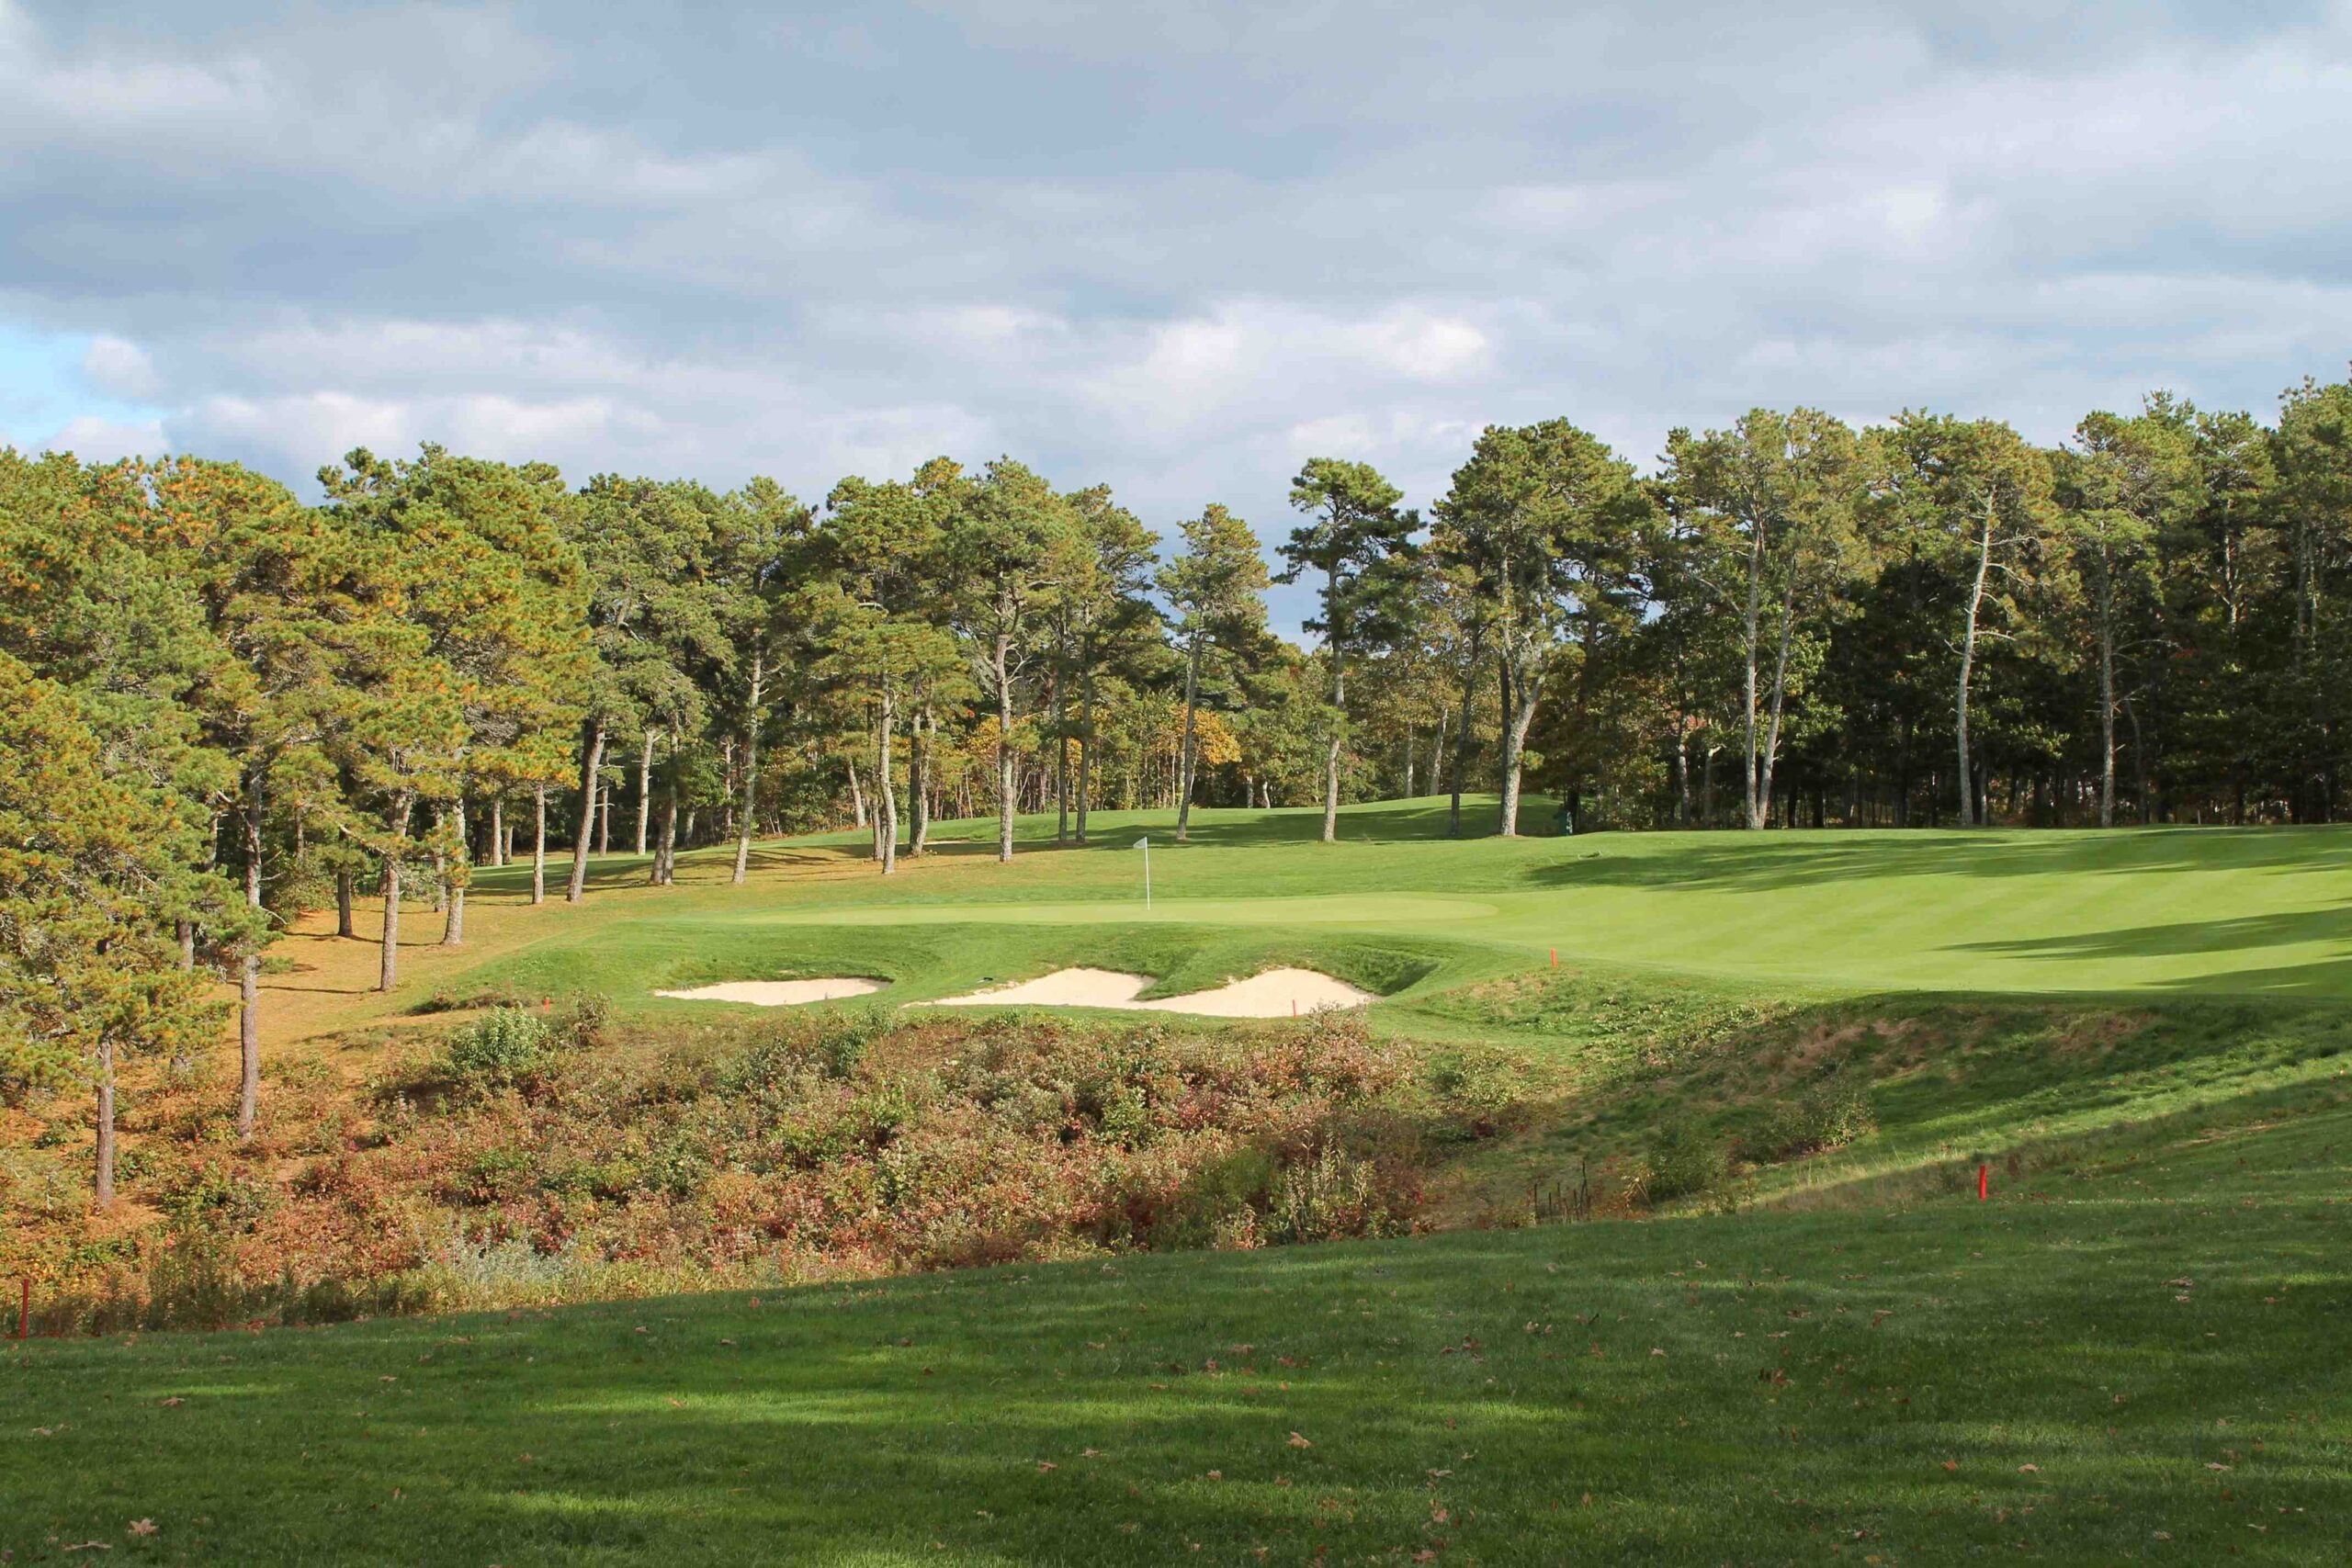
[{"left": 4, "top": 0, "right": 2350, "bottom": 632}]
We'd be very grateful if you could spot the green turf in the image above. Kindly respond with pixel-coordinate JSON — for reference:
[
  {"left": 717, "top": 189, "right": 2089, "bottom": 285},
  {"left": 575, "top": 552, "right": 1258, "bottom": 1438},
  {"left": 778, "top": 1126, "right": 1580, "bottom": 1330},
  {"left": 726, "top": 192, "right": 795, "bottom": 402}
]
[
  {"left": 9, "top": 1116, "right": 2347, "bottom": 1564},
  {"left": 27, "top": 801, "right": 2352, "bottom": 1562},
  {"left": 457, "top": 798, "right": 2352, "bottom": 1006}
]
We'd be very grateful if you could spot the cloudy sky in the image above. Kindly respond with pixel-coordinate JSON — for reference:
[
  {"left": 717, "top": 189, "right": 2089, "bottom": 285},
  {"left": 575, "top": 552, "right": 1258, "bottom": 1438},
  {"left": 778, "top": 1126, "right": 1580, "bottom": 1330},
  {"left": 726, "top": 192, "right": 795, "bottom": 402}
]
[{"left": 4, "top": 0, "right": 2349, "bottom": 626}]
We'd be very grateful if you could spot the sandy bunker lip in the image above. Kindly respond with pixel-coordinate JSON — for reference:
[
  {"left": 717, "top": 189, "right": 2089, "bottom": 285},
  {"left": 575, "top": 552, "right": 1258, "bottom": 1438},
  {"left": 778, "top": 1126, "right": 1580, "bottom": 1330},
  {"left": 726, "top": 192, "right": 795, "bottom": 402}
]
[
  {"left": 656, "top": 977, "right": 886, "bottom": 1006},
  {"left": 933, "top": 965, "right": 1374, "bottom": 1018}
]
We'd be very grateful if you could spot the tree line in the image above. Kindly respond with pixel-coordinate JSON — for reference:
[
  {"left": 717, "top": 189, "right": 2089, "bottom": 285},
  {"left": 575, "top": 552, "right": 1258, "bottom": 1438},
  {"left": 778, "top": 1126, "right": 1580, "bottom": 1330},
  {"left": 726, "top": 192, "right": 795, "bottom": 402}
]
[{"left": 6, "top": 365, "right": 2352, "bottom": 1202}]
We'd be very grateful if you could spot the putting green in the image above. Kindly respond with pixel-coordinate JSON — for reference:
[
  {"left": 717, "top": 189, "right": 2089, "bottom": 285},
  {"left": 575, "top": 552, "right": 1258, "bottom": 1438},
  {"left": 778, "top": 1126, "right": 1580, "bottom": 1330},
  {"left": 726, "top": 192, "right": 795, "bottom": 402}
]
[
  {"left": 759, "top": 893, "right": 1501, "bottom": 928},
  {"left": 444, "top": 799, "right": 2352, "bottom": 1007}
]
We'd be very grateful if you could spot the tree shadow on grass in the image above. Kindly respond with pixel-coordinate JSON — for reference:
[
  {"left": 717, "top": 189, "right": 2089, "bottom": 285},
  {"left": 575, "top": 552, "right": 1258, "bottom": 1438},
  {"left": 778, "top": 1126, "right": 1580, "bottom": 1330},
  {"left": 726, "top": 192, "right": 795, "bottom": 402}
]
[
  {"left": 1942, "top": 906, "right": 2352, "bottom": 997},
  {"left": 1523, "top": 823, "right": 2352, "bottom": 895},
  {"left": 17, "top": 1212, "right": 2352, "bottom": 1564}
]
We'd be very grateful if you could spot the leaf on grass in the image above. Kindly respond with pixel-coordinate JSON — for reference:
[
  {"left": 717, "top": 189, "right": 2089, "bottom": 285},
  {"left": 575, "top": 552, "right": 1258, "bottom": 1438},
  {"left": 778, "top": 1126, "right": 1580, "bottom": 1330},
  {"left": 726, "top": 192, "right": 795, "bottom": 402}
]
[
  {"left": 158, "top": 1397, "right": 184, "bottom": 1408},
  {"left": 1287, "top": 1431, "right": 1313, "bottom": 1448},
  {"left": 2018, "top": 1463, "right": 2040, "bottom": 1473},
  {"left": 127, "top": 1520, "right": 157, "bottom": 1537}
]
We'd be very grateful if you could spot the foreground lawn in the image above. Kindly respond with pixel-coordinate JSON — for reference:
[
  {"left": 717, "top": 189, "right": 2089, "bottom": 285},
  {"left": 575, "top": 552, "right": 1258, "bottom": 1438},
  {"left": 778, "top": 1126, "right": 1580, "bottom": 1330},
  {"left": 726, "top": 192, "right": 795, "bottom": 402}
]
[{"left": 9, "top": 1124, "right": 2349, "bottom": 1565}]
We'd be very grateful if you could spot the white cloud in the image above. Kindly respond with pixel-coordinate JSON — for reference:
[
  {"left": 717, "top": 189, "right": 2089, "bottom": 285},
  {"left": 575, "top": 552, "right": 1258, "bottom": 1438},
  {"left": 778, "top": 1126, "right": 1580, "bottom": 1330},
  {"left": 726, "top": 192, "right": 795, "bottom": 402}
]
[
  {"left": 2, "top": 0, "right": 2348, "bottom": 648},
  {"left": 81, "top": 333, "right": 157, "bottom": 399},
  {"left": 42, "top": 413, "right": 166, "bottom": 463}
]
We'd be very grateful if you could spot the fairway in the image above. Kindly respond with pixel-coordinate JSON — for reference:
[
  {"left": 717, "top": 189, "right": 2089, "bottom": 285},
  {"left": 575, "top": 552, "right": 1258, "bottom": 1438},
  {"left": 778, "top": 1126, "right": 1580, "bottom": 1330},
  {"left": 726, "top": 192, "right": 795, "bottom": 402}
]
[{"left": 400, "top": 801, "right": 2352, "bottom": 1021}]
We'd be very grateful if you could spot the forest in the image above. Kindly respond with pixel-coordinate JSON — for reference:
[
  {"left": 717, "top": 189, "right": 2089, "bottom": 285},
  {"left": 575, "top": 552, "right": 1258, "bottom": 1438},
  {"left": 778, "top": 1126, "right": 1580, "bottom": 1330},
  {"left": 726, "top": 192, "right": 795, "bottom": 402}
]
[{"left": 5, "top": 367, "right": 2352, "bottom": 1206}]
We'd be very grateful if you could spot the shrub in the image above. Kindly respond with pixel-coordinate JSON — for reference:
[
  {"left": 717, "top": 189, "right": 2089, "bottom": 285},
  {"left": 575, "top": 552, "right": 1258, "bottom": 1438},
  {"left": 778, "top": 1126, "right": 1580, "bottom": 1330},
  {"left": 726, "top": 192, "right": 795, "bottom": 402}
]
[
  {"left": 1157, "top": 1145, "right": 1280, "bottom": 1249},
  {"left": 1422, "top": 1049, "right": 1520, "bottom": 1139},
  {"left": 560, "top": 991, "right": 613, "bottom": 1050},
  {"left": 1747, "top": 1075, "right": 1874, "bottom": 1161},
  {"left": 1266, "top": 1142, "right": 1403, "bottom": 1244},
  {"left": 444, "top": 1008, "right": 558, "bottom": 1093},
  {"left": 1634, "top": 1119, "right": 1726, "bottom": 1205}
]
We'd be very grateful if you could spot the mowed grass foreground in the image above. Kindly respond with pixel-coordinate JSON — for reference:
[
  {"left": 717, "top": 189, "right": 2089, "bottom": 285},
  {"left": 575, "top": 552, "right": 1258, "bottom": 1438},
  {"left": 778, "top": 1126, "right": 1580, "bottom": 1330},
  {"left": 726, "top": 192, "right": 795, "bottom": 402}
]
[{"left": 8, "top": 1118, "right": 2349, "bottom": 1563}]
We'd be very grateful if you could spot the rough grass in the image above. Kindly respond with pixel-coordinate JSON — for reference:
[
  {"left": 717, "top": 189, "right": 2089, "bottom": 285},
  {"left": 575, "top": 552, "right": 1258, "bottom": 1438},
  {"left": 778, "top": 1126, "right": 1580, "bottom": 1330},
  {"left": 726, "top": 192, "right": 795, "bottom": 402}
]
[{"left": 7, "top": 1125, "right": 2347, "bottom": 1563}]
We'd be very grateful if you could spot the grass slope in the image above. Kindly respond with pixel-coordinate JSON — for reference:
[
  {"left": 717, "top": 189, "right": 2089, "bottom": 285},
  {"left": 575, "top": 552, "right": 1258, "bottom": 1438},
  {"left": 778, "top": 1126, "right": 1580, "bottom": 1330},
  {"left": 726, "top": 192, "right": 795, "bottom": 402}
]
[
  {"left": 18, "top": 799, "right": 2352, "bottom": 1562},
  {"left": 9, "top": 1122, "right": 2347, "bottom": 1563},
  {"left": 447, "top": 798, "right": 2352, "bottom": 1010}
]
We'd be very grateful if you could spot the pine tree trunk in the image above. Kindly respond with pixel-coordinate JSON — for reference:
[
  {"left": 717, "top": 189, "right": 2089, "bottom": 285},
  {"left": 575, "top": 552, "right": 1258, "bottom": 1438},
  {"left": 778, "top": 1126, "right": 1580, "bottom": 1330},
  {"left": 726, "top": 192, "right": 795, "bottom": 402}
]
[
  {"left": 910, "top": 710, "right": 932, "bottom": 856},
  {"left": 1741, "top": 531, "right": 1768, "bottom": 829},
  {"left": 442, "top": 796, "right": 468, "bottom": 946},
  {"left": 877, "top": 697, "right": 899, "bottom": 875},
  {"left": 1176, "top": 633, "right": 1204, "bottom": 842},
  {"left": 567, "top": 721, "right": 605, "bottom": 903},
  {"left": 2098, "top": 570, "right": 2117, "bottom": 829},
  {"left": 1054, "top": 665, "right": 1069, "bottom": 844},
  {"left": 1955, "top": 510, "right": 1994, "bottom": 828},
  {"left": 596, "top": 784, "right": 609, "bottom": 853},
  {"left": 654, "top": 753, "right": 680, "bottom": 885},
  {"left": 430, "top": 806, "right": 447, "bottom": 914},
  {"left": 94, "top": 1036, "right": 116, "bottom": 1210},
  {"left": 1497, "top": 654, "right": 1542, "bottom": 838},
  {"left": 238, "top": 764, "right": 265, "bottom": 1139},
  {"left": 1449, "top": 660, "right": 1477, "bottom": 839},
  {"left": 995, "top": 635, "right": 1017, "bottom": 863},
  {"left": 1077, "top": 652, "right": 1095, "bottom": 844},
  {"left": 531, "top": 785, "right": 548, "bottom": 904},
  {"left": 1756, "top": 575, "right": 1799, "bottom": 827},
  {"left": 1673, "top": 710, "right": 1691, "bottom": 827},
  {"left": 734, "top": 652, "right": 764, "bottom": 885},
  {"left": 336, "top": 867, "right": 355, "bottom": 936},
  {"left": 636, "top": 729, "right": 655, "bottom": 855},
  {"left": 489, "top": 795, "right": 504, "bottom": 867},
  {"left": 379, "top": 793, "right": 413, "bottom": 991}
]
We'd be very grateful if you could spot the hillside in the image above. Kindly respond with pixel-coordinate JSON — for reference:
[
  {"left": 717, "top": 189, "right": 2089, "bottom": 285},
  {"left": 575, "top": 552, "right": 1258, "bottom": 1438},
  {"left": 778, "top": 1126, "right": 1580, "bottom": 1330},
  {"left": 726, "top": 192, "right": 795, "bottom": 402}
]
[{"left": 9, "top": 803, "right": 2352, "bottom": 1561}]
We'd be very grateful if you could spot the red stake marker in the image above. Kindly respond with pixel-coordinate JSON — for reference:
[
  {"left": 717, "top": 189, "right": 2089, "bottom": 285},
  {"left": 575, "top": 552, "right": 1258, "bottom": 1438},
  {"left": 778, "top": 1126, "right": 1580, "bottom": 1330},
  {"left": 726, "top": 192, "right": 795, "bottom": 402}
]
[
  {"left": 1550, "top": 948, "right": 1557, "bottom": 968},
  {"left": 1978, "top": 1164, "right": 1989, "bottom": 1201}
]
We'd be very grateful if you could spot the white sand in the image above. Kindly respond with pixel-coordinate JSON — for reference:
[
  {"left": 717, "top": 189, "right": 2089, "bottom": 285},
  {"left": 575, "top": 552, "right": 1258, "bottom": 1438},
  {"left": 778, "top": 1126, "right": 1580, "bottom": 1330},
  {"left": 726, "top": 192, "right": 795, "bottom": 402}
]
[
  {"left": 932, "top": 965, "right": 1374, "bottom": 1018},
  {"left": 655, "top": 977, "right": 886, "bottom": 1006},
  {"left": 1136, "top": 966, "right": 1377, "bottom": 1017},
  {"left": 933, "top": 967, "right": 1153, "bottom": 1009}
]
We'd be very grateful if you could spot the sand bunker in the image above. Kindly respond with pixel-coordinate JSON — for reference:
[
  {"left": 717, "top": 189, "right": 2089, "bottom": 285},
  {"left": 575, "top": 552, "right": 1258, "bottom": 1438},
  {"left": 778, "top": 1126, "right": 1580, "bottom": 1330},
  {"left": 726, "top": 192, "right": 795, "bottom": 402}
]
[
  {"left": 934, "top": 967, "right": 1151, "bottom": 1009},
  {"left": 933, "top": 965, "right": 1374, "bottom": 1018},
  {"left": 1137, "top": 966, "right": 1377, "bottom": 1017},
  {"left": 655, "top": 977, "right": 885, "bottom": 1006}
]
